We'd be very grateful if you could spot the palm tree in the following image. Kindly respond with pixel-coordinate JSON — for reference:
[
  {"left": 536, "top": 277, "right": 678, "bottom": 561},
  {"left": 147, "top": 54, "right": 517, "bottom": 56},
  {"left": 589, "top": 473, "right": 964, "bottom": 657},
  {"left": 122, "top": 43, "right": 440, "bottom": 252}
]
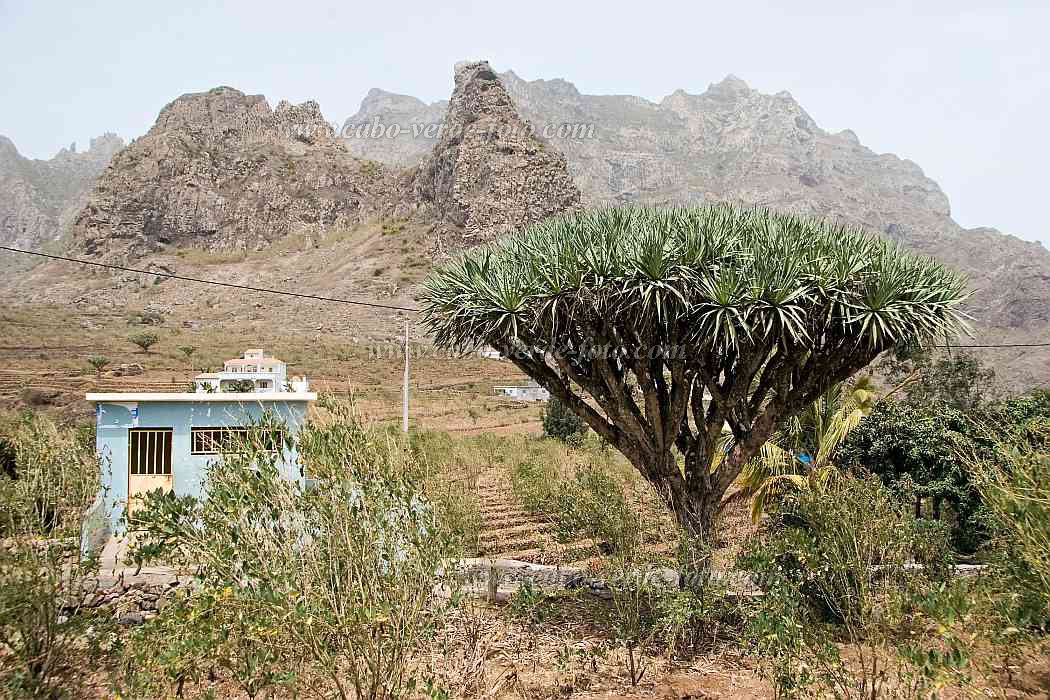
[{"left": 737, "top": 376, "right": 878, "bottom": 521}]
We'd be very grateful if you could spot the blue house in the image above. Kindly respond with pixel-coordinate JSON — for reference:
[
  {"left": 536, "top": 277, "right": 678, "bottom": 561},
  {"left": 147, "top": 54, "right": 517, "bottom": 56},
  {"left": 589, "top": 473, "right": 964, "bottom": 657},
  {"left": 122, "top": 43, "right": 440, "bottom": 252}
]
[{"left": 82, "top": 388, "right": 316, "bottom": 553}]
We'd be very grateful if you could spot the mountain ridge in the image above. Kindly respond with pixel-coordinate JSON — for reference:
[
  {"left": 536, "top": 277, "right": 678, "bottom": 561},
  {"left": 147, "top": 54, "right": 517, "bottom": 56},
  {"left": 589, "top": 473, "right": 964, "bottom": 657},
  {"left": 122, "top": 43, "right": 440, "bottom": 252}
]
[
  {"left": 0, "top": 133, "right": 124, "bottom": 254},
  {"left": 341, "top": 68, "right": 1050, "bottom": 339},
  {"left": 2, "top": 61, "right": 1048, "bottom": 387}
]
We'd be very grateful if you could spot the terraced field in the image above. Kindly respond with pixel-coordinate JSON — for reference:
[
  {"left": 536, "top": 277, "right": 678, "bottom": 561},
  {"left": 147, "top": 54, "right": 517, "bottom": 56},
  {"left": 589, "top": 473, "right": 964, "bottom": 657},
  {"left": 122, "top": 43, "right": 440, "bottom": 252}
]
[
  {"left": 0, "top": 368, "right": 185, "bottom": 399},
  {"left": 470, "top": 462, "right": 683, "bottom": 571}
]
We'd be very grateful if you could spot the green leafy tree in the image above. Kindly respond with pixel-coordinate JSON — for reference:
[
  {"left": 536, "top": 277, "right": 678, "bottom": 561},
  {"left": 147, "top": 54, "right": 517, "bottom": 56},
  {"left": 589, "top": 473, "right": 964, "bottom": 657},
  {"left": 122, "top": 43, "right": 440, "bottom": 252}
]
[
  {"left": 128, "top": 331, "right": 160, "bottom": 354},
  {"left": 879, "top": 345, "right": 995, "bottom": 411},
  {"left": 87, "top": 354, "right": 110, "bottom": 377},
  {"left": 177, "top": 345, "right": 196, "bottom": 363},
  {"left": 834, "top": 401, "right": 989, "bottom": 552},
  {"left": 542, "top": 396, "right": 590, "bottom": 442},
  {"left": 421, "top": 205, "right": 970, "bottom": 538}
]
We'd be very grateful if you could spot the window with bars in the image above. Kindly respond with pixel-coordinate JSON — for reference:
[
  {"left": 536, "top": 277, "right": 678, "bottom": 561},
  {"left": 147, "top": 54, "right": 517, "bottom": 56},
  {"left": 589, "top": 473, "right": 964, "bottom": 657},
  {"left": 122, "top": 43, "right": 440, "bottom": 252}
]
[
  {"left": 129, "top": 429, "right": 173, "bottom": 475},
  {"left": 190, "top": 427, "right": 284, "bottom": 455}
]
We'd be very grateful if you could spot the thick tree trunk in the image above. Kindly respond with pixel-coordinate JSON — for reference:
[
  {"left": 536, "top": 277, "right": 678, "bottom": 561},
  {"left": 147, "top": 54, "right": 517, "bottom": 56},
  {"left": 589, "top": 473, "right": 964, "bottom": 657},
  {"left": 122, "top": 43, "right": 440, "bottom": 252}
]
[
  {"left": 666, "top": 488, "right": 718, "bottom": 541},
  {"left": 653, "top": 473, "right": 722, "bottom": 587}
]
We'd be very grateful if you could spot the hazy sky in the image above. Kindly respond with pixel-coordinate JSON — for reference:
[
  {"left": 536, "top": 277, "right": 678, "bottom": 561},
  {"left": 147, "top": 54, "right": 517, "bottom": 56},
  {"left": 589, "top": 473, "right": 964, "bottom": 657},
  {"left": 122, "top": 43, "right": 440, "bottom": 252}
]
[{"left": 1, "top": 0, "right": 1047, "bottom": 246}]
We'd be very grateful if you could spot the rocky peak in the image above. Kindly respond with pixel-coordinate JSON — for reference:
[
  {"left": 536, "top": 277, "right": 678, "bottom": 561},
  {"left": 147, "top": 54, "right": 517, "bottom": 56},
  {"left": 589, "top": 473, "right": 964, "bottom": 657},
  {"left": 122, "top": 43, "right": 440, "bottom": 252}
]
[
  {"left": 340, "top": 89, "right": 448, "bottom": 167},
  {"left": 153, "top": 86, "right": 272, "bottom": 147},
  {"left": 706, "top": 74, "right": 752, "bottom": 98},
  {"left": 51, "top": 132, "right": 125, "bottom": 168},
  {"left": 357, "top": 88, "right": 435, "bottom": 115},
  {"left": 0, "top": 135, "right": 22, "bottom": 160},
  {"left": 148, "top": 87, "right": 335, "bottom": 151},
  {"left": 273, "top": 99, "right": 335, "bottom": 145},
  {"left": 87, "top": 132, "right": 125, "bottom": 156},
  {"left": 70, "top": 88, "right": 396, "bottom": 259},
  {"left": 0, "top": 132, "right": 125, "bottom": 252},
  {"left": 411, "top": 60, "right": 581, "bottom": 246}
]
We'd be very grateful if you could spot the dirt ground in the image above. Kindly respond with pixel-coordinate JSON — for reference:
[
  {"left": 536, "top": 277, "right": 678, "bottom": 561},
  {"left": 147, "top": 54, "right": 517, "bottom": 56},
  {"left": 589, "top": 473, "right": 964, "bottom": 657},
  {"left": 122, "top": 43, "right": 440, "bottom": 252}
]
[{"left": 62, "top": 591, "right": 1050, "bottom": 699}]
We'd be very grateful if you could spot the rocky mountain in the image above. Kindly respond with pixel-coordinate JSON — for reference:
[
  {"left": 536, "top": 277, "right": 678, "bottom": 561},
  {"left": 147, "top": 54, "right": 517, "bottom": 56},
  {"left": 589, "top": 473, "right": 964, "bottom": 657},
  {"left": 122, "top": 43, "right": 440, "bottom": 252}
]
[
  {"left": 67, "top": 63, "right": 580, "bottom": 259},
  {"left": 342, "top": 68, "right": 1050, "bottom": 350},
  {"left": 6, "top": 60, "right": 1047, "bottom": 383},
  {"left": 410, "top": 61, "right": 581, "bottom": 247},
  {"left": 341, "top": 89, "right": 447, "bottom": 167},
  {"left": 71, "top": 87, "right": 401, "bottom": 259},
  {"left": 0, "top": 133, "right": 123, "bottom": 251}
]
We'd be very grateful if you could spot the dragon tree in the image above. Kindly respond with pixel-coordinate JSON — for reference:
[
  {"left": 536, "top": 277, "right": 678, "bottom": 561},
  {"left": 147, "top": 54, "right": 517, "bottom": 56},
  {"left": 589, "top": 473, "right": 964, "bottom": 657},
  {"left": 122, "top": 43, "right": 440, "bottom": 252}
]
[{"left": 420, "top": 205, "right": 970, "bottom": 538}]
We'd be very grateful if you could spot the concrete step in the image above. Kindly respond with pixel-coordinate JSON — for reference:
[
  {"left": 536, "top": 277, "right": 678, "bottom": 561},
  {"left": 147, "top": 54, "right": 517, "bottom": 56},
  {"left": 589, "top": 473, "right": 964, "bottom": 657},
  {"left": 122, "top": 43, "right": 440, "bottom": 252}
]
[{"left": 479, "top": 521, "right": 552, "bottom": 544}]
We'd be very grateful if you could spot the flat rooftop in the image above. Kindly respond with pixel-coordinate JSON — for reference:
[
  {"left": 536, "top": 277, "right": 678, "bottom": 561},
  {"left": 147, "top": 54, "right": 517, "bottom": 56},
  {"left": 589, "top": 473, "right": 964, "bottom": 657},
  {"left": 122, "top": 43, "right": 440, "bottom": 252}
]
[{"left": 86, "top": 392, "right": 316, "bottom": 402}]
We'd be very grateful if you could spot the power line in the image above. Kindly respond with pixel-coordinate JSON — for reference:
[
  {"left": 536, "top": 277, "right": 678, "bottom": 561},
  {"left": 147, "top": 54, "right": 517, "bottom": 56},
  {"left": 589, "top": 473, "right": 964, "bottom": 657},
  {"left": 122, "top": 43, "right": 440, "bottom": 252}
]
[
  {"left": 938, "top": 343, "right": 1050, "bottom": 348},
  {"left": 0, "top": 245, "right": 420, "bottom": 313},
  {"left": 2, "top": 244, "right": 1048, "bottom": 350}
]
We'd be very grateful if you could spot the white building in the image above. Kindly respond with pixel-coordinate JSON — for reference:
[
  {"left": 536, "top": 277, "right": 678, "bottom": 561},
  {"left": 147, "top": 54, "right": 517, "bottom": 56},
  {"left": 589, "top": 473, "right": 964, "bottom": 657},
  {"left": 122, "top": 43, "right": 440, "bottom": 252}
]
[
  {"left": 193, "top": 349, "right": 309, "bottom": 394},
  {"left": 493, "top": 380, "right": 549, "bottom": 402},
  {"left": 477, "top": 345, "right": 503, "bottom": 360}
]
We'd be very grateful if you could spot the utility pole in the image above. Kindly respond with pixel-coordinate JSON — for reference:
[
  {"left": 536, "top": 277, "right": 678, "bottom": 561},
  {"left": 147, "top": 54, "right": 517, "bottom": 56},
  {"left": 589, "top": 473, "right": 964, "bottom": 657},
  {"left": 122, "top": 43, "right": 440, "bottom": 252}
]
[{"left": 402, "top": 320, "right": 410, "bottom": 433}]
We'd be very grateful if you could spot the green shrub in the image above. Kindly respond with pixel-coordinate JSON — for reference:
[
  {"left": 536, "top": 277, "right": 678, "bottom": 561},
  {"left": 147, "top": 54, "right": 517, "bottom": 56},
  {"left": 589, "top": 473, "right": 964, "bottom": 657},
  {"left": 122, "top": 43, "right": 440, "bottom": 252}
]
[
  {"left": 123, "top": 410, "right": 456, "bottom": 698},
  {"left": 554, "top": 463, "right": 637, "bottom": 550},
  {"left": 741, "top": 474, "right": 971, "bottom": 697},
  {"left": 0, "top": 412, "right": 101, "bottom": 697},
  {"left": 221, "top": 378, "right": 255, "bottom": 393},
  {"left": 541, "top": 397, "right": 589, "bottom": 443},
  {"left": 86, "top": 355, "right": 110, "bottom": 377},
  {"left": 970, "top": 441, "right": 1050, "bottom": 630},
  {"left": 835, "top": 401, "right": 991, "bottom": 553},
  {"left": 0, "top": 412, "right": 99, "bottom": 538},
  {"left": 511, "top": 459, "right": 560, "bottom": 515},
  {"left": 0, "top": 540, "right": 100, "bottom": 698},
  {"left": 127, "top": 331, "right": 160, "bottom": 353}
]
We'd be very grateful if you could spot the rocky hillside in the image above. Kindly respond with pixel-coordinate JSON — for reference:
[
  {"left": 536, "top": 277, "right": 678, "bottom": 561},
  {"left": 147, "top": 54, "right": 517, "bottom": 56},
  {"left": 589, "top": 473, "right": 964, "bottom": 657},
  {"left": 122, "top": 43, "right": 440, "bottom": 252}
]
[
  {"left": 410, "top": 61, "right": 580, "bottom": 248},
  {"left": 0, "top": 133, "right": 123, "bottom": 252},
  {"left": 64, "top": 64, "right": 580, "bottom": 260},
  {"left": 342, "top": 69, "right": 1050, "bottom": 354},
  {"left": 71, "top": 87, "right": 401, "bottom": 260}
]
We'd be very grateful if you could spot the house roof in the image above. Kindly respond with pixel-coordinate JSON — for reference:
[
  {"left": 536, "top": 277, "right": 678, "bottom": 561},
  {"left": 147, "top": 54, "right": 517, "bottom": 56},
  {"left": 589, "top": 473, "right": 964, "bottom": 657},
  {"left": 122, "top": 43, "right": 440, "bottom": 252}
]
[
  {"left": 86, "top": 392, "right": 315, "bottom": 403},
  {"left": 224, "top": 357, "right": 284, "bottom": 366},
  {"left": 194, "top": 373, "right": 220, "bottom": 379}
]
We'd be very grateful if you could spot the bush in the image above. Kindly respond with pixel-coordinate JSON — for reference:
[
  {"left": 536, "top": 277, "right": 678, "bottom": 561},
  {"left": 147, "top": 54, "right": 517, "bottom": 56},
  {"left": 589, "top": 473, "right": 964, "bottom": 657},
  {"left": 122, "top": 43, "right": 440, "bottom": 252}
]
[
  {"left": 86, "top": 355, "right": 110, "bottom": 377},
  {"left": 127, "top": 331, "right": 159, "bottom": 353},
  {"left": 970, "top": 439, "right": 1050, "bottom": 630},
  {"left": 554, "top": 462, "right": 638, "bottom": 550},
  {"left": 511, "top": 452, "right": 660, "bottom": 556},
  {"left": 0, "top": 412, "right": 101, "bottom": 697},
  {"left": 0, "top": 540, "right": 100, "bottom": 698},
  {"left": 511, "top": 459, "right": 560, "bottom": 515},
  {"left": 0, "top": 412, "right": 99, "bottom": 538},
  {"left": 542, "top": 397, "right": 589, "bottom": 443},
  {"left": 221, "top": 378, "right": 255, "bottom": 393},
  {"left": 741, "top": 474, "right": 970, "bottom": 697},
  {"left": 123, "top": 411, "right": 457, "bottom": 698}
]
